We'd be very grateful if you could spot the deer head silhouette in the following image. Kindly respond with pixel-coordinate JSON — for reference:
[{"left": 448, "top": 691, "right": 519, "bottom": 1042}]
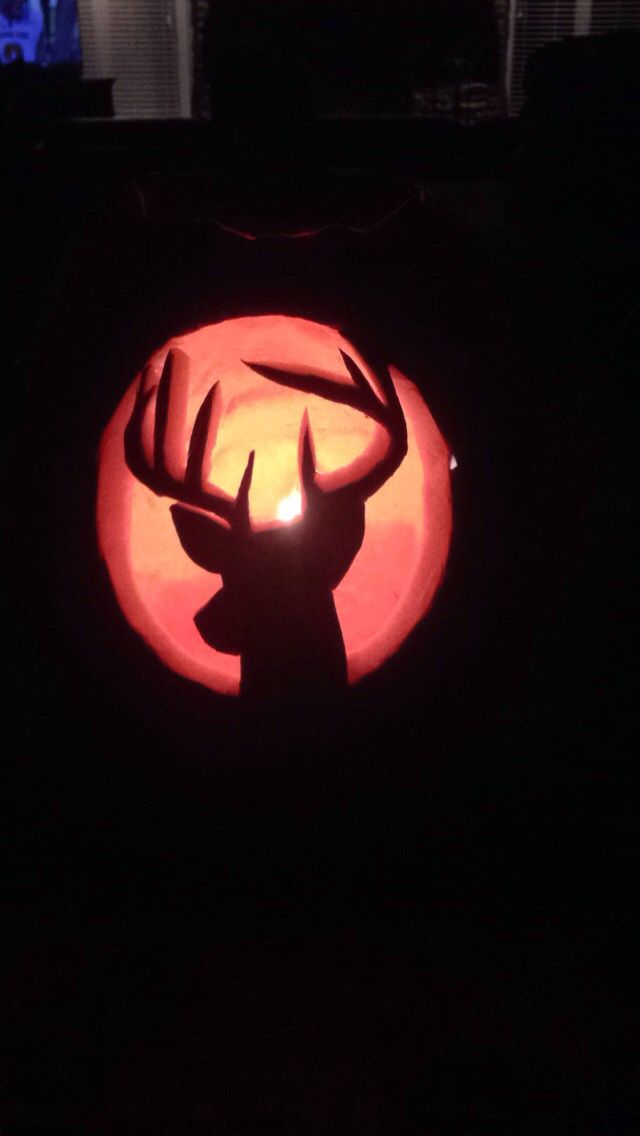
[{"left": 124, "top": 344, "right": 407, "bottom": 699}]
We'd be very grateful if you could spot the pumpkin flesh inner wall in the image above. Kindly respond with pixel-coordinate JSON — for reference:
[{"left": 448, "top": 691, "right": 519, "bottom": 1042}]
[{"left": 97, "top": 315, "right": 452, "bottom": 696}]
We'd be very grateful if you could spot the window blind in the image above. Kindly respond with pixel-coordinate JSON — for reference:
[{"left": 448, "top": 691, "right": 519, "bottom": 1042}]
[
  {"left": 507, "top": 0, "right": 640, "bottom": 113},
  {"left": 77, "top": 0, "right": 192, "bottom": 118}
]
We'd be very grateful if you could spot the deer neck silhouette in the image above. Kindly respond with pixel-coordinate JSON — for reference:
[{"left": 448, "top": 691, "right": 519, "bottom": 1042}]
[{"left": 124, "top": 344, "right": 407, "bottom": 699}]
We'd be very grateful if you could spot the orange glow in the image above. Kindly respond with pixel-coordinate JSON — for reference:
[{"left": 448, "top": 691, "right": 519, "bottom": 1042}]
[{"left": 96, "top": 315, "right": 452, "bottom": 696}]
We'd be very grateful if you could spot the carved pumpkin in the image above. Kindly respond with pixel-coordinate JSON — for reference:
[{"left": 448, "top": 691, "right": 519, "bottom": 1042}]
[{"left": 97, "top": 314, "right": 452, "bottom": 697}]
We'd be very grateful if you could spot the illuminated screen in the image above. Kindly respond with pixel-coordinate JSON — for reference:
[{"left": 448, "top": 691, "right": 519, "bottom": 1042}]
[{"left": 0, "top": 1, "right": 80, "bottom": 66}]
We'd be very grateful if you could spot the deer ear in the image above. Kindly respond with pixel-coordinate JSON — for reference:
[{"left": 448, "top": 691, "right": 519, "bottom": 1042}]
[{"left": 170, "top": 504, "right": 230, "bottom": 574}]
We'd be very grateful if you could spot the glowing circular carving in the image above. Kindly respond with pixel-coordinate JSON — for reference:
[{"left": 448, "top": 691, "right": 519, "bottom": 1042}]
[{"left": 97, "top": 315, "right": 452, "bottom": 696}]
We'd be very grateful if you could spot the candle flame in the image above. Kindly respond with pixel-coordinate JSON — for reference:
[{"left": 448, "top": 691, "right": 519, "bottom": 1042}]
[{"left": 276, "top": 489, "right": 302, "bottom": 522}]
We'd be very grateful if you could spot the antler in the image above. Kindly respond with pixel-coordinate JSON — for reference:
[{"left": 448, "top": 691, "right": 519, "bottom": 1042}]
[
  {"left": 124, "top": 349, "right": 254, "bottom": 527},
  {"left": 125, "top": 345, "right": 405, "bottom": 528},
  {"left": 243, "top": 347, "right": 407, "bottom": 502}
]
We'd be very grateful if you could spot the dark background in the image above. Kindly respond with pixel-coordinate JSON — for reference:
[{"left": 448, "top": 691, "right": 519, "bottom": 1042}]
[{"left": 2, "top": 9, "right": 639, "bottom": 1135}]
